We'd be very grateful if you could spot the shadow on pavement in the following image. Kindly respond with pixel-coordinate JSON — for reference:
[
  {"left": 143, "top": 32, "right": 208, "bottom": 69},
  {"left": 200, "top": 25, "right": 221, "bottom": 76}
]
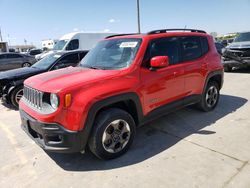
[{"left": 47, "top": 94, "right": 247, "bottom": 171}]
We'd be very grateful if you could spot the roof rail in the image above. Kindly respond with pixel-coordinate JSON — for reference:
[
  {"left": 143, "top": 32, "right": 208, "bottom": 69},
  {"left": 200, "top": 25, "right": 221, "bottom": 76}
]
[
  {"left": 147, "top": 29, "right": 206, "bottom": 35},
  {"left": 105, "top": 33, "right": 139, "bottom": 39}
]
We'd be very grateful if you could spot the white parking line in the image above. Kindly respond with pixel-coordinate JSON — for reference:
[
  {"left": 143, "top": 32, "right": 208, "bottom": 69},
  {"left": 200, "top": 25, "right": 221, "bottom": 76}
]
[{"left": 0, "top": 121, "right": 27, "bottom": 164}]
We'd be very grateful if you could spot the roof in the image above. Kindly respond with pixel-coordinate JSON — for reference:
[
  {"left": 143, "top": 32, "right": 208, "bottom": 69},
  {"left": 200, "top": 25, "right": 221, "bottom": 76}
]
[{"left": 105, "top": 29, "right": 208, "bottom": 40}]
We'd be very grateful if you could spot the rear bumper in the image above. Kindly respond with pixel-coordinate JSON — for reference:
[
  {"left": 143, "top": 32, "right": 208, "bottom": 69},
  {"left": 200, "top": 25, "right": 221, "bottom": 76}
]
[{"left": 20, "top": 109, "right": 88, "bottom": 153}]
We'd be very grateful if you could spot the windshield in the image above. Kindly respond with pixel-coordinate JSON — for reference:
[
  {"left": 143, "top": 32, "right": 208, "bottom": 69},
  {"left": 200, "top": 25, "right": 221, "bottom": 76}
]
[
  {"left": 80, "top": 38, "right": 142, "bottom": 70},
  {"left": 53, "top": 40, "right": 68, "bottom": 50},
  {"left": 234, "top": 32, "right": 250, "bottom": 42},
  {"left": 32, "top": 54, "right": 61, "bottom": 69}
]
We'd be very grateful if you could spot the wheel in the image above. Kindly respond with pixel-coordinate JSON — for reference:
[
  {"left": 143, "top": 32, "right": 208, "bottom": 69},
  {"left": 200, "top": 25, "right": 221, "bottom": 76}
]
[
  {"left": 10, "top": 86, "right": 24, "bottom": 109},
  {"left": 88, "top": 108, "right": 136, "bottom": 160},
  {"left": 224, "top": 66, "right": 232, "bottom": 72},
  {"left": 197, "top": 81, "right": 220, "bottom": 112},
  {"left": 22, "top": 62, "right": 31, "bottom": 67}
]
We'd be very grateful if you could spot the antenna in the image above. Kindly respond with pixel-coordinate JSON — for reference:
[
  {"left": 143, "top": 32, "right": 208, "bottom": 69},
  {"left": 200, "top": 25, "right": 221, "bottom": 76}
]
[{"left": 184, "top": 25, "right": 187, "bottom": 32}]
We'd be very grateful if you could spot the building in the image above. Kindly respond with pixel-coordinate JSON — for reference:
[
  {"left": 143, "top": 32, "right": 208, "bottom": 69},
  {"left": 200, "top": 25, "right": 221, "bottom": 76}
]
[
  {"left": 0, "top": 42, "right": 9, "bottom": 52},
  {"left": 41, "top": 39, "right": 58, "bottom": 50},
  {"left": 9, "top": 45, "right": 36, "bottom": 53}
]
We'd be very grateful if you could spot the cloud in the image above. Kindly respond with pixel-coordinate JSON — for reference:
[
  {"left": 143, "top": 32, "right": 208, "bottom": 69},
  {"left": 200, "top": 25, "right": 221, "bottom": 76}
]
[
  {"left": 73, "top": 28, "right": 79, "bottom": 32},
  {"left": 103, "top": 29, "right": 110, "bottom": 32},
  {"left": 109, "top": 19, "right": 115, "bottom": 23},
  {"left": 109, "top": 18, "right": 120, "bottom": 23}
]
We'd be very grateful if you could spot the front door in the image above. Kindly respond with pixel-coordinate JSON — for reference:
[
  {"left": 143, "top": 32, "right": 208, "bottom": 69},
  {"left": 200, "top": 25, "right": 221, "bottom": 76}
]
[{"left": 140, "top": 37, "right": 185, "bottom": 115}]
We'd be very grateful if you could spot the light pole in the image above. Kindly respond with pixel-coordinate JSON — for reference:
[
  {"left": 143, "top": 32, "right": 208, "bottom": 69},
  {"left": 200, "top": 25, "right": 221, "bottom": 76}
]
[{"left": 136, "top": 0, "right": 141, "bottom": 33}]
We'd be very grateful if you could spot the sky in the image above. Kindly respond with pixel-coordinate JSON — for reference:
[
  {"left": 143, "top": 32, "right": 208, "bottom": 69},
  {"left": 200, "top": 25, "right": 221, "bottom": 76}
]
[{"left": 0, "top": 0, "right": 250, "bottom": 47}]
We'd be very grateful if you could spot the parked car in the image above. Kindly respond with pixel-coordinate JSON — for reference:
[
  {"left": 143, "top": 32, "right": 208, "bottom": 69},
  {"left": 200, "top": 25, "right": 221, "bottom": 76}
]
[
  {"left": 0, "top": 53, "right": 36, "bottom": 71},
  {"left": 0, "top": 50, "right": 88, "bottom": 109},
  {"left": 35, "top": 32, "right": 116, "bottom": 60},
  {"left": 215, "top": 42, "right": 225, "bottom": 55},
  {"left": 27, "top": 49, "right": 43, "bottom": 56},
  {"left": 222, "top": 31, "right": 250, "bottom": 72},
  {"left": 19, "top": 29, "right": 223, "bottom": 160}
]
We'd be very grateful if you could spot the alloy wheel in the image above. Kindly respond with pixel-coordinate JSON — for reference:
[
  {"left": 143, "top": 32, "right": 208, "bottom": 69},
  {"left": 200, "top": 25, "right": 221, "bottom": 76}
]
[{"left": 102, "top": 119, "right": 131, "bottom": 153}]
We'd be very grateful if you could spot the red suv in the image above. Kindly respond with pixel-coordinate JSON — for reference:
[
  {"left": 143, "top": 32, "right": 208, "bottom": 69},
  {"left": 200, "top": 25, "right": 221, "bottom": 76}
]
[{"left": 19, "top": 29, "right": 223, "bottom": 159}]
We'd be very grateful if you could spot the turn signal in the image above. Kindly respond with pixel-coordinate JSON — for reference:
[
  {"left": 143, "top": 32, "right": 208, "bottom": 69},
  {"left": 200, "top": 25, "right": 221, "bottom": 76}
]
[{"left": 64, "top": 94, "right": 72, "bottom": 107}]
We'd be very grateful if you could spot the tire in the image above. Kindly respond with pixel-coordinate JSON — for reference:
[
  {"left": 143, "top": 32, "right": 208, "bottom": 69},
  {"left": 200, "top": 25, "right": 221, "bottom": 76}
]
[
  {"left": 224, "top": 66, "right": 232, "bottom": 72},
  {"left": 197, "top": 81, "right": 220, "bottom": 112},
  {"left": 22, "top": 62, "right": 31, "bottom": 67},
  {"left": 10, "top": 86, "right": 24, "bottom": 109},
  {"left": 88, "top": 108, "right": 136, "bottom": 160}
]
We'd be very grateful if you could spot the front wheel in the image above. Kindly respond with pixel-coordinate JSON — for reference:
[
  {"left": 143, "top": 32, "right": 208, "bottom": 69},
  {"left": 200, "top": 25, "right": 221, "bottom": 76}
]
[
  {"left": 10, "top": 86, "right": 24, "bottom": 109},
  {"left": 88, "top": 108, "right": 136, "bottom": 160},
  {"left": 197, "top": 81, "right": 220, "bottom": 112}
]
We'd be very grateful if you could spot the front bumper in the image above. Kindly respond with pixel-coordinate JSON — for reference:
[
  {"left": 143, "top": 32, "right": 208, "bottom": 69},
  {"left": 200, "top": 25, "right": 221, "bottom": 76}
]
[{"left": 20, "top": 109, "right": 87, "bottom": 153}]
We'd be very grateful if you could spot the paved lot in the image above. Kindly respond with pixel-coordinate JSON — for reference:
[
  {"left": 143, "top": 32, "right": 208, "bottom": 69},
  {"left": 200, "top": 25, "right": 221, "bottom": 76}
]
[{"left": 0, "top": 71, "right": 250, "bottom": 188}]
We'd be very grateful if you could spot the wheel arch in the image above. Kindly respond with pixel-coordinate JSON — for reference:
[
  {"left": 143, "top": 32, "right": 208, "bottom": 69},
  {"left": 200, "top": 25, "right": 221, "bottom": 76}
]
[
  {"left": 204, "top": 70, "right": 224, "bottom": 92},
  {"left": 79, "top": 92, "right": 143, "bottom": 149}
]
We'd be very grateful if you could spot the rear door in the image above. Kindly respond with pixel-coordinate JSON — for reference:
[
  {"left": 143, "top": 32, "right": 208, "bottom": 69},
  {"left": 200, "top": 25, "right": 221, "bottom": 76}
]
[
  {"left": 180, "top": 36, "right": 208, "bottom": 96},
  {"left": 0, "top": 54, "right": 7, "bottom": 71},
  {"left": 6, "top": 53, "right": 24, "bottom": 70}
]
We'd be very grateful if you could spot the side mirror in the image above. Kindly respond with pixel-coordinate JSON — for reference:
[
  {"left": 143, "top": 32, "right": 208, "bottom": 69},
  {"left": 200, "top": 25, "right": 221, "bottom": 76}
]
[{"left": 150, "top": 56, "right": 169, "bottom": 69}]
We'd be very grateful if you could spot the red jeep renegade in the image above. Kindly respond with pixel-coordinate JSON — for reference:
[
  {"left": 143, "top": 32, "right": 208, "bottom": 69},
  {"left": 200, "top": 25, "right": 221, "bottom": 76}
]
[{"left": 19, "top": 29, "right": 223, "bottom": 159}]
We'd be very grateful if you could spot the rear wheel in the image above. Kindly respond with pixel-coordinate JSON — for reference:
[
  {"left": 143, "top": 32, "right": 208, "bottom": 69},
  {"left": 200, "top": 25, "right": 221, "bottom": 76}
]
[
  {"left": 197, "top": 81, "right": 220, "bottom": 112},
  {"left": 88, "top": 108, "right": 136, "bottom": 160},
  {"left": 22, "top": 62, "right": 31, "bottom": 67},
  {"left": 10, "top": 86, "right": 24, "bottom": 109}
]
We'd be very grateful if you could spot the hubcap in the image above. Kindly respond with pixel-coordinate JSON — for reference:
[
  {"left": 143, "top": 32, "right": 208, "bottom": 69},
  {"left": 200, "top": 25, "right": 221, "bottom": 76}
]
[
  {"left": 102, "top": 119, "right": 131, "bottom": 153},
  {"left": 205, "top": 86, "right": 218, "bottom": 108},
  {"left": 15, "top": 89, "right": 24, "bottom": 104},
  {"left": 23, "top": 63, "right": 30, "bottom": 67}
]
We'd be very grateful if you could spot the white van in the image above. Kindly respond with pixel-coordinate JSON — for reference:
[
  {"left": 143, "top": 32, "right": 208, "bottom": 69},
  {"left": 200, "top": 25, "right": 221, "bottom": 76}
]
[{"left": 36, "top": 32, "right": 116, "bottom": 60}]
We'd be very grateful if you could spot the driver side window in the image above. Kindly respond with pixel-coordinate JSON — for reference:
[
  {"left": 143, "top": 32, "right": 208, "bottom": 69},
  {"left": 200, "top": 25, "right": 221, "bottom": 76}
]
[
  {"left": 143, "top": 37, "right": 180, "bottom": 67},
  {"left": 52, "top": 53, "right": 79, "bottom": 70},
  {"left": 66, "top": 39, "right": 79, "bottom": 50}
]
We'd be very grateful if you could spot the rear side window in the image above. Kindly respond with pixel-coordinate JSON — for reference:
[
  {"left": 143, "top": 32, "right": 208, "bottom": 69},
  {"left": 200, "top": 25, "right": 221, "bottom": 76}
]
[
  {"left": 147, "top": 37, "right": 180, "bottom": 65},
  {"left": 66, "top": 39, "right": 79, "bottom": 50},
  {"left": 180, "top": 36, "right": 202, "bottom": 62},
  {"left": 200, "top": 37, "right": 209, "bottom": 55},
  {"left": 6, "top": 54, "right": 22, "bottom": 58}
]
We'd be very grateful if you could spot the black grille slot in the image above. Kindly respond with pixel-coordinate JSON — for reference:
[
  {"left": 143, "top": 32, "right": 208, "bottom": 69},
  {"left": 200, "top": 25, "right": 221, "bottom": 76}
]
[{"left": 23, "top": 86, "right": 43, "bottom": 109}]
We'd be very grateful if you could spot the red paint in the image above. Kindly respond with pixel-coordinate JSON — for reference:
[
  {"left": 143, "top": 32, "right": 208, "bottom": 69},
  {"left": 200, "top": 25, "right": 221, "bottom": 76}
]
[{"left": 19, "top": 31, "right": 223, "bottom": 131}]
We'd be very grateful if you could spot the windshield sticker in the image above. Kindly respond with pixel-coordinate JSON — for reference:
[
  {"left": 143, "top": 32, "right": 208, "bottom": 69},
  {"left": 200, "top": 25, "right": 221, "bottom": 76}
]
[{"left": 120, "top": 42, "right": 138, "bottom": 48}]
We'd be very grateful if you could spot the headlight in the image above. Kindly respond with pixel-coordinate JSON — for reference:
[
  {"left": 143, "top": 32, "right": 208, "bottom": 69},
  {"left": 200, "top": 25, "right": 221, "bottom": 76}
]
[{"left": 50, "top": 93, "right": 59, "bottom": 109}]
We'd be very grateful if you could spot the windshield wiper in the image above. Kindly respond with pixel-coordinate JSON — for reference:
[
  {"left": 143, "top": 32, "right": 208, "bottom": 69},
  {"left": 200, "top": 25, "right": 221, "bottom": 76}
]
[{"left": 84, "top": 66, "right": 105, "bottom": 70}]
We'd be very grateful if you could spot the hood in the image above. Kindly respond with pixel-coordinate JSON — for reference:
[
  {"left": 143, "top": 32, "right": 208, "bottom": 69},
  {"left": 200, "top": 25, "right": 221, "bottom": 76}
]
[
  {"left": 24, "top": 67, "right": 121, "bottom": 93},
  {"left": 0, "top": 67, "right": 45, "bottom": 81},
  {"left": 227, "top": 41, "right": 250, "bottom": 49}
]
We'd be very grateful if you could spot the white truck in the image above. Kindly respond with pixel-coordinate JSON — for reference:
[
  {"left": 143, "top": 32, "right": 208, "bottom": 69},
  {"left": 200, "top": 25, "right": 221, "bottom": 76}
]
[{"left": 36, "top": 32, "right": 116, "bottom": 60}]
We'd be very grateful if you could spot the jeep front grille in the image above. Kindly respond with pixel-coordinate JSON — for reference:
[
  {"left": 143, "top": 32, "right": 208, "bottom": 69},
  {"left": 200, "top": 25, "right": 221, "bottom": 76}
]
[{"left": 23, "top": 86, "right": 43, "bottom": 109}]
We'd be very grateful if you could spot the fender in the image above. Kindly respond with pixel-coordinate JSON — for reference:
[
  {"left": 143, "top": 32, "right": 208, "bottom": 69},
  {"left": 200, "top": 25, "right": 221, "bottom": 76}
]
[
  {"left": 203, "top": 70, "right": 224, "bottom": 92},
  {"left": 78, "top": 92, "right": 143, "bottom": 149}
]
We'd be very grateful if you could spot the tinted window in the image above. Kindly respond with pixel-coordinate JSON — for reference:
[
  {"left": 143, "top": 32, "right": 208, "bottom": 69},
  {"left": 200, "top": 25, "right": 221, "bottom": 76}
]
[
  {"left": 200, "top": 37, "right": 209, "bottom": 55},
  {"left": 30, "top": 49, "right": 42, "bottom": 55},
  {"left": 79, "top": 51, "right": 88, "bottom": 60},
  {"left": 66, "top": 39, "right": 79, "bottom": 50},
  {"left": 147, "top": 37, "right": 179, "bottom": 65},
  {"left": 180, "top": 37, "right": 202, "bottom": 62},
  {"left": 6, "top": 54, "right": 22, "bottom": 58},
  {"left": 53, "top": 53, "right": 79, "bottom": 70},
  {"left": 0, "top": 55, "right": 6, "bottom": 59}
]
